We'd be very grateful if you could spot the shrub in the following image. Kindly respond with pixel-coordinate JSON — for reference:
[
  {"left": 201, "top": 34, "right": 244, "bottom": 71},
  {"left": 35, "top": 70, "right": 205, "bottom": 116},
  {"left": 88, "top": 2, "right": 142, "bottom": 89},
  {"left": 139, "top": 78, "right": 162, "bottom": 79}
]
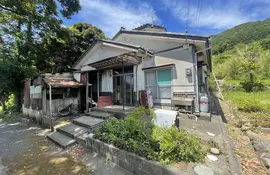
[
  {"left": 240, "top": 81, "right": 264, "bottom": 92},
  {"left": 93, "top": 107, "right": 206, "bottom": 164},
  {"left": 93, "top": 107, "right": 159, "bottom": 159},
  {"left": 153, "top": 127, "right": 205, "bottom": 164}
]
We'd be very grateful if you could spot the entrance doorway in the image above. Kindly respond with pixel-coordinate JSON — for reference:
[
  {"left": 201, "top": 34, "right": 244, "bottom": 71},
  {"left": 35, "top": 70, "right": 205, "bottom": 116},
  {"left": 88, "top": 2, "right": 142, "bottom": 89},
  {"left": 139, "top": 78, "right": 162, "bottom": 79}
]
[{"left": 112, "top": 66, "right": 134, "bottom": 105}]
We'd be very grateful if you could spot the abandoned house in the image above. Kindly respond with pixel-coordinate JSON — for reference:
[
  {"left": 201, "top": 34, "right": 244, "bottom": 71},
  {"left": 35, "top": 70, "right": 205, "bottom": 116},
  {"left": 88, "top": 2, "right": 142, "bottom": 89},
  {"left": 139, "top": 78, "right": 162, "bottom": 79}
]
[
  {"left": 72, "top": 24, "right": 212, "bottom": 113},
  {"left": 22, "top": 73, "right": 83, "bottom": 125},
  {"left": 22, "top": 24, "right": 212, "bottom": 125}
]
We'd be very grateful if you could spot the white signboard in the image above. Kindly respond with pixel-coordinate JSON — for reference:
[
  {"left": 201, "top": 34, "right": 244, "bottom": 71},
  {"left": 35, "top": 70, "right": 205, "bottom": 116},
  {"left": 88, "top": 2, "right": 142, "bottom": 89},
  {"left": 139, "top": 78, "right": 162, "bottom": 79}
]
[{"left": 30, "top": 85, "right": 42, "bottom": 94}]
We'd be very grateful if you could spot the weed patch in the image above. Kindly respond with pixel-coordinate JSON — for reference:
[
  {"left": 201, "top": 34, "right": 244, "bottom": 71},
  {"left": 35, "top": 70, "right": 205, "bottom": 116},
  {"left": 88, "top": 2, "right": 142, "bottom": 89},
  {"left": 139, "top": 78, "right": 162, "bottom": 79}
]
[{"left": 93, "top": 107, "right": 206, "bottom": 165}]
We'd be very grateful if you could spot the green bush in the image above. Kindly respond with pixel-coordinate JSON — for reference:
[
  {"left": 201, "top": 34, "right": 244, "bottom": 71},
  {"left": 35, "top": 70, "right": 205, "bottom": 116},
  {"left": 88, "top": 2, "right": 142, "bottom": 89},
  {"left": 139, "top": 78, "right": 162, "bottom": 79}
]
[
  {"left": 94, "top": 107, "right": 159, "bottom": 159},
  {"left": 153, "top": 127, "right": 205, "bottom": 164},
  {"left": 240, "top": 81, "right": 264, "bottom": 92},
  {"left": 93, "top": 107, "right": 205, "bottom": 164}
]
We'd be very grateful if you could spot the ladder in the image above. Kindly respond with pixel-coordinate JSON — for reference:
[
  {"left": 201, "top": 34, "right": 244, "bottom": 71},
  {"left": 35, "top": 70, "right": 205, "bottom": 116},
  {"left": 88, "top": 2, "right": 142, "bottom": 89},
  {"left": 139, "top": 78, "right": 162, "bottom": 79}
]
[{"left": 213, "top": 72, "right": 224, "bottom": 101}]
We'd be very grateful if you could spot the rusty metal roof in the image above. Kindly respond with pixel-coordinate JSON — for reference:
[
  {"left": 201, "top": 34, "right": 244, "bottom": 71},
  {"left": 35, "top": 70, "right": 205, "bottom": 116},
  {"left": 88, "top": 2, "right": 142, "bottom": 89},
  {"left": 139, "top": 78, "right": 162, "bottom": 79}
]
[{"left": 43, "top": 77, "right": 83, "bottom": 87}]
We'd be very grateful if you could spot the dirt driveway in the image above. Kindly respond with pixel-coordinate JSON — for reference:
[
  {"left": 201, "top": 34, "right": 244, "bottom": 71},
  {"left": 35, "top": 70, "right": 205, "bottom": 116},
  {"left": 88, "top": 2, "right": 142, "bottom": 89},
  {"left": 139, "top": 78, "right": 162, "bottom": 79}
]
[{"left": 0, "top": 120, "right": 91, "bottom": 175}]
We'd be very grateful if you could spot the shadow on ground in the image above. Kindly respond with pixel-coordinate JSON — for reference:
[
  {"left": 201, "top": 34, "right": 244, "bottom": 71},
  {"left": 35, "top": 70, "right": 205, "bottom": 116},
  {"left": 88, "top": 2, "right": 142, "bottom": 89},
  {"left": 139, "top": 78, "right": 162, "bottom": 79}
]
[{"left": 0, "top": 121, "right": 91, "bottom": 175}]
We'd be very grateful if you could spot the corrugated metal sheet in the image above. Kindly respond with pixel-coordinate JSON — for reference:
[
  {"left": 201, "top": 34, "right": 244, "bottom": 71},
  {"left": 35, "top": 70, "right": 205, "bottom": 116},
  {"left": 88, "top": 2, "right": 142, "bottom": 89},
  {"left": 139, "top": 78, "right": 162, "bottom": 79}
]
[{"left": 44, "top": 77, "right": 83, "bottom": 87}]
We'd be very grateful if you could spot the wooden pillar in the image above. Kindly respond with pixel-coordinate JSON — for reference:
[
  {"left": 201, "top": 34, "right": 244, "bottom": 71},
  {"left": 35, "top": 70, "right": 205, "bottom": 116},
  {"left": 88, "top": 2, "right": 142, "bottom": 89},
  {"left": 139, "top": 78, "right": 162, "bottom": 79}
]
[
  {"left": 97, "top": 71, "right": 100, "bottom": 98},
  {"left": 122, "top": 62, "right": 125, "bottom": 110},
  {"left": 49, "top": 85, "right": 54, "bottom": 131},
  {"left": 85, "top": 72, "right": 89, "bottom": 113},
  {"left": 90, "top": 85, "right": 93, "bottom": 109}
]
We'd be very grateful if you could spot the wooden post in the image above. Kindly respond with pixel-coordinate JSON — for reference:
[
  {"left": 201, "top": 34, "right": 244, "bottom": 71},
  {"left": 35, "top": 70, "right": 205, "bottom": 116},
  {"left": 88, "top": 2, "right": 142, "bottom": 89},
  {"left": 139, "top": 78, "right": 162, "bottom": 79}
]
[
  {"left": 85, "top": 72, "right": 89, "bottom": 113},
  {"left": 49, "top": 85, "right": 54, "bottom": 132},
  {"left": 122, "top": 62, "right": 125, "bottom": 110},
  {"left": 97, "top": 71, "right": 100, "bottom": 98},
  {"left": 90, "top": 85, "right": 93, "bottom": 109}
]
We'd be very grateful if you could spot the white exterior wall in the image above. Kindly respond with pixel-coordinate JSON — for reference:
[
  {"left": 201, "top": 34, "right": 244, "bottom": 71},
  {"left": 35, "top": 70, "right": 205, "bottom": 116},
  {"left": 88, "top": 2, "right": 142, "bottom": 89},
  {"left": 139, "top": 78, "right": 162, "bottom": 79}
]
[
  {"left": 75, "top": 43, "right": 137, "bottom": 70},
  {"left": 73, "top": 72, "right": 81, "bottom": 82},
  {"left": 115, "top": 35, "right": 195, "bottom": 94}
]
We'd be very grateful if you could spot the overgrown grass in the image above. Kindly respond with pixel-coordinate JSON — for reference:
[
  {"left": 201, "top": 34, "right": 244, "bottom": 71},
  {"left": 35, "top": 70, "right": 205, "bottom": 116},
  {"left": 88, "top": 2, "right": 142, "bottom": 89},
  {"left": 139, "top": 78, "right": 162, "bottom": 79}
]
[
  {"left": 93, "top": 107, "right": 206, "bottom": 165},
  {"left": 224, "top": 91, "right": 270, "bottom": 112},
  {"left": 224, "top": 90, "right": 270, "bottom": 127}
]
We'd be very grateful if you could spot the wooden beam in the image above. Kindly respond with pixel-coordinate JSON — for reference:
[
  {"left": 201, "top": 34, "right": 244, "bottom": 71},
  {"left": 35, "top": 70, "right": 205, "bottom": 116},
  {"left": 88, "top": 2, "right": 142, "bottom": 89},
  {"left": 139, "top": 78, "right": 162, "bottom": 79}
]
[
  {"left": 49, "top": 85, "right": 54, "bottom": 131},
  {"left": 85, "top": 72, "right": 89, "bottom": 113}
]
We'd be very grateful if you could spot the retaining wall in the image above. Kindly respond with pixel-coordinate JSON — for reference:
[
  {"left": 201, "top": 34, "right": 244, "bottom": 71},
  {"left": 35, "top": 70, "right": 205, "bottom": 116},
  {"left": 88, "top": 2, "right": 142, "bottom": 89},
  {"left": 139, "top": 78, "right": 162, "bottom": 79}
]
[{"left": 85, "top": 135, "right": 187, "bottom": 175}]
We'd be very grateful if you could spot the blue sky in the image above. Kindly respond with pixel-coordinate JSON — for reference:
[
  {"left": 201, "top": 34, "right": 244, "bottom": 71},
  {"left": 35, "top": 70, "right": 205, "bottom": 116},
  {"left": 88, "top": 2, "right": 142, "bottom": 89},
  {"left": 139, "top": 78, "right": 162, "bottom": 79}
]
[{"left": 60, "top": 0, "right": 270, "bottom": 38}]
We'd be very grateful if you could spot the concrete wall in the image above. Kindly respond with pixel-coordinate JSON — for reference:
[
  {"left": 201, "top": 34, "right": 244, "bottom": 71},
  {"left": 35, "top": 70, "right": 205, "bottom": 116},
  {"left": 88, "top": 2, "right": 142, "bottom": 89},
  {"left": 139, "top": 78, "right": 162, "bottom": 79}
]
[
  {"left": 22, "top": 105, "right": 54, "bottom": 127},
  {"left": 86, "top": 135, "right": 184, "bottom": 175}
]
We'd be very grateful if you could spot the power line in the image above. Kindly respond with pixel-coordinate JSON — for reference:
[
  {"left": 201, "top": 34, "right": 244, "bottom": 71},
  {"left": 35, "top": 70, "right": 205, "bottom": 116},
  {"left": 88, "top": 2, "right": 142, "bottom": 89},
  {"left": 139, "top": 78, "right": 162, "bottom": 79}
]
[
  {"left": 185, "top": 0, "right": 190, "bottom": 34},
  {"left": 196, "top": 0, "right": 203, "bottom": 30}
]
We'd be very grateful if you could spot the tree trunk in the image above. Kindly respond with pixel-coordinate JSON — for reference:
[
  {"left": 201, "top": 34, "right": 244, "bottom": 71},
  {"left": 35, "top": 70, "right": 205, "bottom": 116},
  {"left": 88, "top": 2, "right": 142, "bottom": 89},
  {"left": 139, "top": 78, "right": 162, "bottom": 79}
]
[
  {"left": 0, "top": 100, "right": 6, "bottom": 112},
  {"left": 14, "top": 89, "right": 22, "bottom": 112}
]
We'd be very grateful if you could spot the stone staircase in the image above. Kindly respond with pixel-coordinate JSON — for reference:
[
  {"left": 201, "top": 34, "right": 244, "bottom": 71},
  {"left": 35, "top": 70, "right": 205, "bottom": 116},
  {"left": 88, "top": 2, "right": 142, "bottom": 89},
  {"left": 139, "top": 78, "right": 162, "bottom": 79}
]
[{"left": 47, "top": 111, "right": 113, "bottom": 148}]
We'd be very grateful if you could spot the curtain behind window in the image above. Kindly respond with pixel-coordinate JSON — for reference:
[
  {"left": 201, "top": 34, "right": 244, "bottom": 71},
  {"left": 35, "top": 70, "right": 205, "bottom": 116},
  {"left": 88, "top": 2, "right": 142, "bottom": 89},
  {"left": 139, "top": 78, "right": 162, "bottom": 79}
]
[{"left": 145, "top": 71, "right": 157, "bottom": 99}]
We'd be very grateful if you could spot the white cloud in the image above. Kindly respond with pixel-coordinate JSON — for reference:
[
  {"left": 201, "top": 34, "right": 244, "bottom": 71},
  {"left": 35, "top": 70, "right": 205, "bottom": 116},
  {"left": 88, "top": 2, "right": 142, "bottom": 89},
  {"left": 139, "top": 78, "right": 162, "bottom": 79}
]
[
  {"left": 78, "top": 0, "right": 158, "bottom": 37},
  {"left": 161, "top": 0, "right": 269, "bottom": 30}
]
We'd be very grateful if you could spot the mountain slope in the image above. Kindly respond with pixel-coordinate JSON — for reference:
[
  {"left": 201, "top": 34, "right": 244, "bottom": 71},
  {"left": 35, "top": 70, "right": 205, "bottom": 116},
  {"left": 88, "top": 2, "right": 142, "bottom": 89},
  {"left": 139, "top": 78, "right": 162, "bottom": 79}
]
[{"left": 212, "top": 18, "right": 270, "bottom": 54}]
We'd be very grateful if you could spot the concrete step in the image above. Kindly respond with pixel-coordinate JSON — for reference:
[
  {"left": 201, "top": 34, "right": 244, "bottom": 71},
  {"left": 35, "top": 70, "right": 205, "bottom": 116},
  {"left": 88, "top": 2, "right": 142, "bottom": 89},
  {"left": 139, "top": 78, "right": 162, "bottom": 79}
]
[
  {"left": 76, "top": 133, "right": 89, "bottom": 147},
  {"left": 91, "top": 108, "right": 130, "bottom": 119},
  {"left": 57, "top": 123, "right": 90, "bottom": 138},
  {"left": 72, "top": 116, "right": 104, "bottom": 129},
  {"left": 85, "top": 111, "right": 113, "bottom": 120},
  {"left": 47, "top": 132, "right": 76, "bottom": 148}
]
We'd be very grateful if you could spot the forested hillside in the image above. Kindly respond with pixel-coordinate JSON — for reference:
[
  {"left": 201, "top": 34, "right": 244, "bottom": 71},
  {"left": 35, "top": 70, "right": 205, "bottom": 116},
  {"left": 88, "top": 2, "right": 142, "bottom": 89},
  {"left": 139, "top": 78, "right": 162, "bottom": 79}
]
[
  {"left": 212, "top": 18, "right": 270, "bottom": 83},
  {"left": 212, "top": 18, "right": 270, "bottom": 54},
  {"left": 212, "top": 19, "right": 270, "bottom": 128}
]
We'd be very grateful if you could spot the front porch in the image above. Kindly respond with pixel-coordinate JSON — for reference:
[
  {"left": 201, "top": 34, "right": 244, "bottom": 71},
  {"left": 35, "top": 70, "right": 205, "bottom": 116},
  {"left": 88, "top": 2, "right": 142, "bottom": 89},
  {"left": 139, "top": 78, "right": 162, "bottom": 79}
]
[{"left": 79, "top": 40, "right": 153, "bottom": 112}]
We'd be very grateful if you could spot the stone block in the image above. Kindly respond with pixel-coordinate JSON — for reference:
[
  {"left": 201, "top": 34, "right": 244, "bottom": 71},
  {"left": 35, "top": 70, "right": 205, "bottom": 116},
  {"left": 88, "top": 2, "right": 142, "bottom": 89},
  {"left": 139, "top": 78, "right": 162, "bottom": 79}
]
[
  {"left": 119, "top": 158, "right": 133, "bottom": 173},
  {"left": 141, "top": 159, "right": 163, "bottom": 175},
  {"left": 134, "top": 168, "right": 151, "bottom": 175}
]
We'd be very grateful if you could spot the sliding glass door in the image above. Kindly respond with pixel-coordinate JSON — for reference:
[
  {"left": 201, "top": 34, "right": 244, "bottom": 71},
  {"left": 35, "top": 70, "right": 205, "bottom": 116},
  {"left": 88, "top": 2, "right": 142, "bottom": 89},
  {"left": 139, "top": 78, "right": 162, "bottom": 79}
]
[{"left": 113, "top": 74, "right": 133, "bottom": 105}]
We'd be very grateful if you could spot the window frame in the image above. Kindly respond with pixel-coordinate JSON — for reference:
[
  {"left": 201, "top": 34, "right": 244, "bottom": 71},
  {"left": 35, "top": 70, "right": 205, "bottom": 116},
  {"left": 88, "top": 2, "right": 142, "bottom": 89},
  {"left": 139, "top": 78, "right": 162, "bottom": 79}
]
[{"left": 144, "top": 67, "right": 173, "bottom": 100}]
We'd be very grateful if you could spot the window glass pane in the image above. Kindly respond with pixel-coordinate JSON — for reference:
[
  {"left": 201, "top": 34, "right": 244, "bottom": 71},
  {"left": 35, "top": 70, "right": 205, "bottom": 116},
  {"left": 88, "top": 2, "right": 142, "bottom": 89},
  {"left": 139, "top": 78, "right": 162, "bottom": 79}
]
[
  {"left": 158, "top": 69, "right": 171, "bottom": 85},
  {"left": 145, "top": 71, "right": 156, "bottom": 86},
  {"left": 145, "top": 71, "right": 157, "bottom": 99}
]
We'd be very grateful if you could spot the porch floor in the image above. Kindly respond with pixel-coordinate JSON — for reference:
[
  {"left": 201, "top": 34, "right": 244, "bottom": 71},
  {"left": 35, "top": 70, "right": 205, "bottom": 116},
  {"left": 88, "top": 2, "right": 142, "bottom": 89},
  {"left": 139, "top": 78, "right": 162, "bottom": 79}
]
[{"left": 90, "top": 105, "right": 135, "bottom": 118}]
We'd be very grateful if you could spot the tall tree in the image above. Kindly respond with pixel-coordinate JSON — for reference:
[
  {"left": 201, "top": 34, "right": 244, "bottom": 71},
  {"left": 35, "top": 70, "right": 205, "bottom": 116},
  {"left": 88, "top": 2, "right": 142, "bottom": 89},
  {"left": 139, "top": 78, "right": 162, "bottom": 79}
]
[
  {"left": 38, "top": 22, "right": 106, "bottom": 73},
  {"left": 0, "top": 0, "right": 81, "bottom": 111}
]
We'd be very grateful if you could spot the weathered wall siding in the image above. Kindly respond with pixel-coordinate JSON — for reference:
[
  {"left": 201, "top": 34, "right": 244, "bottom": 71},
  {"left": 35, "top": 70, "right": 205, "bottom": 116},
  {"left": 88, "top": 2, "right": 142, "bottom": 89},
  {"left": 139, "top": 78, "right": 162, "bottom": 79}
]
[
  {"left": 42, "top": 88, "right": 47, "bottom": 113},
  {"left": 23, "top": 80, "right": 31, "bottom": 108},
  {"left": 81, "top": 72, "right": 88, "bottom": 85},
  {"left": 46, "top": 98, "right": 79, "bottom": 114}
]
